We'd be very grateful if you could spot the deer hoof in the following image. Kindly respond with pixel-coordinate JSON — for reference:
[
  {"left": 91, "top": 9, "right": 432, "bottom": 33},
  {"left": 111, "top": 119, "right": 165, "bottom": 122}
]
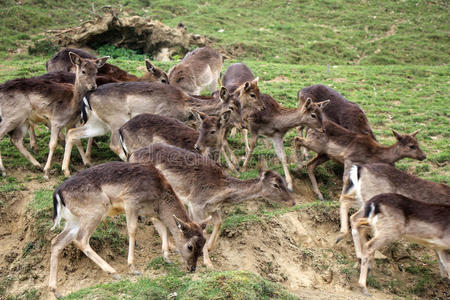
[
  {"left": 317, "top": 193, "right": 324, "bottom": 201},
  {"left": 130, "top": 270, "right": 142, "bottom": 276},
  {"left": 335, "top": 233, "right": 346, "bottom": 244},
  {"left": 361, "top": 287, "right": 370, "bottom": 296},
  {"left": 63, "top": 169, "right": 71, "bottom": 178},
  {"left": 1, "top": 171, "right": 6, "bottom": 177},
  {"left": 163, "top": 256, "right": 172, "bottom": 264},
  {"left": 112, "top": 273, "right": 122, "bottom": 281}
]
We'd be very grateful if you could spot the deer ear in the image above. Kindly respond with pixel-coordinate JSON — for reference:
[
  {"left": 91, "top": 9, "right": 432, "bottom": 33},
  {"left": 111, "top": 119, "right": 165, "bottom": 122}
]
[
  {"left": 392, "top": 130, "right": 403, "bottom": 141},
  {"left": 218, "top": 109, "right": 231, "bottom": 128},
  {"left": 243, "top": 81, "right": 251, "bottom": 92},
  {"left": 145, "top": 59, "right": 155, "bottom": 72},
  {"left": 96, "top": 56, "right": 109, "bottom": 68},
  {"left": 191, "top": 108, "right": 207, "bottom": 121},
  {"left": 69, "top": 52, "right": 82, "bottom": 66},
  {"left": 219, "top": 87, "right": 229, "bottom": 102},
  {"left": 304, "top": 98, "right": 313, "bottom": 110},
  {"left": 173, "top": 215, "right": 189, "bottom": 232},
  {"left": 317, "top": 99, "right": 330, "bottom": 109},
  {"left": 252, "top": 77, "right": 259, "bottom": 84},
  {"left": 410, "top": 129, "right": 420, "bottom": 137},
  {"left": 199, "top": 215, "right": 212, "bottom": 230}
]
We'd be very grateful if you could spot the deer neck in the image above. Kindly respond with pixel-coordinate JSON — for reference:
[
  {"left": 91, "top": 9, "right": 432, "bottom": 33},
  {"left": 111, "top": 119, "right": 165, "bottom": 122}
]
[
  {"left": 72, "top": 79, "right": 89, "bottom": 109},
  {"left": 273, "top": 107, "right": 304, "bottom": 130},
  {"left": 220, "top": 177, "right": 263, "bottom": 204},
  {"left": 159, "top": 191, "right": 191, "bottom": 247},
  {"left": 379, "top": 142, "right": 405, "bottom": 164}
]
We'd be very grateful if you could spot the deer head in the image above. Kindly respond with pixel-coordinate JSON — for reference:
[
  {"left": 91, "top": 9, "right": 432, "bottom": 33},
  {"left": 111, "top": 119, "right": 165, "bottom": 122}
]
[
  {"left": 193, "top": 109, "right": 232, "bottom": 154},
  {"left": 69, "top": 51, "right": 109, "bottom": 92},
  {"left": 219, "top": 86, "right": 244, "bottom": 129},
  {"left": 299, "top": 98, "right": 329, "bottom": 131},
  {"left": 257, "top": 170, "right": 295, "bottom": 206},
  {"left": 392, "top": 129, "right": 426, "bottom": 161},
  {"left": 145, "top": 59, "right": 169, "bottom": 84}
]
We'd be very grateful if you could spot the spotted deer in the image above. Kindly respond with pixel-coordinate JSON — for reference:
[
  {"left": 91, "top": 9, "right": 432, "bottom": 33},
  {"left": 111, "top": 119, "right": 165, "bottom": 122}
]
[
  {"left": 0, "top": 52, "right": 108, "bottom": 178},
  {"left": 168, "top": 46, "right": 223, "bottom": 95},
  {"left": 49, "top": 161, "right": 207, "bottom": 298},
  {"left": 47, "top": 48, "right": 169, "bottom": 84},
  {"left": 354, "top": 193, "right": 450, "bottom": 295},
  {"left": 294, "top": 120, "right": 425, "bottom": 200},
  {"left": 343, "top": 163, "right": 450, "bottom": 261},
  {"left": 128, "top": 143, "right": 295, "bottom": 268},
  {"left": 237, "top": 79, "right": 329, "bottom": 191}
]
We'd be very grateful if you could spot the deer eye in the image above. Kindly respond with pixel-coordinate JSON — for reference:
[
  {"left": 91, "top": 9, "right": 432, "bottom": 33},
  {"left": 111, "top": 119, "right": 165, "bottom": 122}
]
[
  {"left": 187, "top": 245, "right": 193, "bottom": 251},
  {"left": 409, "top": 145, "right": 417, "bottom": 150},
  {"left": 273, "top": 183, "right": 280, "bottom": 189},
  {"left": 210, "top": 130, "right": 216, "bottom": 134},
  {"left": 250, "top": 93, "right": 256, "bottom": 98},
  {"left": 161, "top": 79, "right": 167, "bottom": 83},
  {"left": 82, "top": 70, "right": 86, "bottom": 75},
  {"left": 311, "top": 113, "right": 317, "bottom": 119}
]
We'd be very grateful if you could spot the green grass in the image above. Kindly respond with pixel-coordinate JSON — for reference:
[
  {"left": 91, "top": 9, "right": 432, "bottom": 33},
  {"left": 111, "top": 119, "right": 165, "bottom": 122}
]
[{"left": 63, "top": 269, "right": 299, "bottom": 300}]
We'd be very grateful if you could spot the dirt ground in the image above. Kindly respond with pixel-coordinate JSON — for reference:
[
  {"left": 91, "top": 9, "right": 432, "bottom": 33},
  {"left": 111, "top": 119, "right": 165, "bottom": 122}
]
[{"left": 0, "top": 170, "right": 447, "bottom": 299}]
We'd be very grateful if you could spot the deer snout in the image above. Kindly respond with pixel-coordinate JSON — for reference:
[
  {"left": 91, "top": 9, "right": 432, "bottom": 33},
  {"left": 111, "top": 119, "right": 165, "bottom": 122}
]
[
  {"left": 188, "top": 265, "right": 196, "bottom": 272},
  {"left": 194, "top": 144, "right": 201, "bottom": 152},
  {"left": 419, "top": 154, "right": 426, "bottom": 161},
  {"left": 88, "top": 83, "right": 97, "bottom": 91}
]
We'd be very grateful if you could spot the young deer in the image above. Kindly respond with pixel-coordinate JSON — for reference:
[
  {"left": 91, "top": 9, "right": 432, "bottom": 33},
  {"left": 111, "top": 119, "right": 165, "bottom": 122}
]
[
  {"left": 61, "top": 81, "right": 193, "bottom": 176},
  {"left": 237, "top": 79, "right": 329, "bottom": 191},
  {"left": 118, "top": 110, "right": 232, "bottom": 166},
  {"left": 49, "top": 161, "right": 207, "bottom": 298},
  {"left": 0, "top": 52, "right": 108, "bottom": 178},
  {"left": 47, "top": 48, "right": 169, "bottom": 84},
  {"left": 354, "top": 193, "right": 450, "bottom": 295},
  {"left": 168, "top": 46, "right": 223, "bottom": 95},
  {"left": 344, "top": 163, "right": 450, "bottom": 261},
  {"left": 128, "top": 143, "right": 295, "bottom": 268},
  {"left": 294, "top": 120, "right": 425, "bottom": 200}
]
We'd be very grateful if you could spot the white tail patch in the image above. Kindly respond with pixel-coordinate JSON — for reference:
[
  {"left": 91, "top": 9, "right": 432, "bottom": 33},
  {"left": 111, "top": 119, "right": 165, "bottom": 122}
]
[
  {"left": 349, "top": 165, "right": 362, "bottom": 204},
  {"left": 119, "top": 131, "right": 128, "bottom": 158},
  {"left": 50, "top": 193, "right": 63, "bottom": 231},
  {"left": 83, "top": 96, "right": 91, "bottom": 110}
]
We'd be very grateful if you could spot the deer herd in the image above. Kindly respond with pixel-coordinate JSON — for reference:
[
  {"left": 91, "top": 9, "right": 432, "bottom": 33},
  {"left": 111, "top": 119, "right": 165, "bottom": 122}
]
[{"left": 0, "top": 46, "right": 448, "bottom": 298}]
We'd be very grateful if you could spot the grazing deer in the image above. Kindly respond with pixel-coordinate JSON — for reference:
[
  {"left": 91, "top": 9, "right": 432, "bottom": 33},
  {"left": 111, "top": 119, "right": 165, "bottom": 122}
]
[
  {"left": 128, "top": 143, "right": 295, "bottom": 268},
  {"left": 118, "top": 110, "right": 233, "bottom": 167},
  {"left": 295, "top": 84, "right": 375, "bottom": 167},
  {"left": 49, "top": 161, "right": 207, "bottom": 298},
  {"left": 47, "top": 48, "right": 169, "bottom": 84},
  {"left": 354, "top": 193, "right": 450, "bottom": 295},
  {"left": 61, "top": 81, "right": 193, "bottom": 176},
  {"left": 237, "top": 79, "right": 329, "bottom": 191},
  {"left": 294, "top": 120, "right": 425, "bottom": 200},
  {"left": 168, "top": 46, "right": 223, "bottom": 95},
  {"left": 0, "top": 52, "right": 108, "bottom": 178},
  {"left": 343, "top": 163, "right": 450, "bottom": 261}
]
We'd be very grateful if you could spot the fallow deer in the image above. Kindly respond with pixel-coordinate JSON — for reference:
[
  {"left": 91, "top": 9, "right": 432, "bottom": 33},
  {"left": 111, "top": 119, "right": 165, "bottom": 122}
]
[
  {"left": 354, "top": 193, "right": 450, "bottom": 295},
  {"left": 294, "top": 120, "right": 425, "bottom": 200},
  {"left": 49, "top": 161, "right": 207, "bottom": 298},
  {"left": 295, "top": 84, "right": 375, "bottom": 167},
  {"left": 222, "top": 63, "right": 256, "bottom": 94},
  {"left": 343, "top": 163, "right": 450, "bottom": 261},
  {"left": 237, "top": 79, "right": 329, "bottom": 191},
  {"left": 0, "top": 52, "right": 108, "bottom": 178},
  {"left": 168, "top": 46, "right": 223, "bottom": 95},
  {"left": 47, "top": 48, "right": 169, "bottom": 84},
  {"left": 128, "top": 143, "right": 295, "bottom": 268}
]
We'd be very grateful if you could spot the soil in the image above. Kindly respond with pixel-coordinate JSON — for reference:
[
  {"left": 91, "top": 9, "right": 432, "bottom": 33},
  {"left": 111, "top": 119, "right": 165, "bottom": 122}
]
[{"left": 0, "top": 169, "right": 447, "bottom": 299}]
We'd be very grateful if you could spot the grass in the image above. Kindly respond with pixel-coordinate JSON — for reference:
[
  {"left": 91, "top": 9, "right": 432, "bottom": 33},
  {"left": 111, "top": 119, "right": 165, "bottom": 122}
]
[{"left": 63, "top": 269, "right": 299, "bottom": 300}]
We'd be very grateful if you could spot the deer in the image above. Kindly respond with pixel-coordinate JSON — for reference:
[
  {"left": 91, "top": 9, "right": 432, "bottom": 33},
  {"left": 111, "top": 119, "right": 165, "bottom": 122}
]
[
  {"left": 168, "top": 46, "right": 223, "bottom": 95},
  {"left": 128, "top": 143, "right": 295, "bottom": 268},
  {"left": 237, "top": 79, "right": 329, "bottom": 192},
  {"left": 295, "top": 84, "right": 376, "bottom": 166},
  {"left": 47, "top": 48, "right": 169, "bottom": 84},
  {"left": 354, "top": 193, "right": 450, "bottom": 296},
  {"left": 118, "top": 110, "right": 234, "bottom": 169},
  {"left": 294, "top": 119, "right": 425, "bottom": 200},
  {"left": 0, "top": 52, "right": 108, "bottom": 178},
  {"left": 49, "top": 161, "right": 208, "bottom": 299},
  {"left": 342, "top": 163, "right": 450, "bottom": 263}
]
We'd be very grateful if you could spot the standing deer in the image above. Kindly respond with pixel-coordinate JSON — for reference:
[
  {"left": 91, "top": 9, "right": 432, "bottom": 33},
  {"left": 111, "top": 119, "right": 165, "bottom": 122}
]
[
  {"left": 47, "top": 48, "right": 169, "bottom": 84},
  {"left": 0, "top": 52, "right": 108, "bottom": 178},
  {"left": 237, "top": 79, "right": 329, "bottom": 191},
  {"left": 128, "top": 143, "right": 295, "bottom": 268},
  {"left": 354, "top": 193, "right": 450, "bottom": 295},
  {"left": 168, "top": 46, "right": 223, "bottom": 95},
  {"left": 222, "top": 63, "right": 256, "bottom": 94},
  {"left": 49, "top": 161, "right": 207, "bottom": 298},
  {"left": 343, "top": 163, "right": 450, "bottom": 261},
  {"left": 294, "top": 120, "right": 425, "bottom": 200}
]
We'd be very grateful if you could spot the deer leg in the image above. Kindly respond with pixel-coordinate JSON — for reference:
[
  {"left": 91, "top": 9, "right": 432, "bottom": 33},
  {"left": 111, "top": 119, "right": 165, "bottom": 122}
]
[
  {"left": 10, "top": 123, "right": 42, "bottom": 170},
  {"left": 336, "top": 164, "right": 356, "bottom": 242},
  {"left": 206, "top": 211, "right": 222, "bottom": 251},
  {"left": 242, "top": 133, "right": 257, "bottom": 171},
  {"left": 110, "top": 130, "right": 127, "bottom": 161},
  {"left": 305, "top": 153, "right": 329, "bottom": 200},
  {"left": 243, "top": 129, "right": 250, "bottom": 156},
  {"left": 85, "top": 137, "right": 94, "bottom": 161},
  {"left": 62, "top": 120, "right": 108, "bottom": 177},
  {"left": 125, "top": 207, "right": 141, "bottom": 275},
  {"left": 272, "top": 134, "right": 293, "bottom": 192},
  {"left": 436, "top": 250, "right": 450, "bottom": 279},
  {"left": 151, "top": 217, "right": 171, "bottom": 263},
  {"left": 49, "top": 224, "right": 79, "bottom": 298},
  {"left": 223, "top": 139, "right": 238, "bottom": 165},
  {"left": 43, "top": 124, "right": 62, "bottom": 179},
  {"left": 28, "top": 123, "right": 39, "bottom": 154},
  {"left": 221, "top": 147, "right": 237, "bottom": 173},
  {"left": 229, "top": 127, "right": 237, "bottom": 138},
  {"left": 350, "top": 209, "right": 366, "bottom": 259}
]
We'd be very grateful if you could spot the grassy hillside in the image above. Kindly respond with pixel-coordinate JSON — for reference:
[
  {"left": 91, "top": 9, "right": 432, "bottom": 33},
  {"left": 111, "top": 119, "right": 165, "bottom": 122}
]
[{"left": 0, "top": 1, "right": 449, "bottom": 299}]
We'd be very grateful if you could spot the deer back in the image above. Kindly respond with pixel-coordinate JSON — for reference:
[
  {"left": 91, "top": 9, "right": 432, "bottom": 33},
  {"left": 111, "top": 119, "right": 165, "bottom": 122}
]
[{"left": 222, "top": 63, "right": 255, "bottom": 94}]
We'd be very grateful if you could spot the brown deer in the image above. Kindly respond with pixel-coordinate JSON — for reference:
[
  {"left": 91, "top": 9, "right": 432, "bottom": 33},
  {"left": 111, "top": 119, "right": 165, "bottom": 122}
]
[
  {"left": 168, "top": 46, "right": 223, "bottom": 95},
  {"left": 294, "top": 120, "right": 425, "bottom": 200},
  {"left": 237, "top": 79, "right": 329, "bottom": 191},
  {"left": 0, "top": 52, "right": 108, "bottom": 178},
  {"left": 222, "top": 63, "right": 256, "bottom": 94},
  {"left": 354, "top": 193, "right": 450, "bottom": 295},
  {"left": 49, "top": 161, "right": 207, "bottom": 298},
  {"left": 343, "top": 163, "right": 450, "bottom": 261},
  {"left": 295, "top": 84, "right": 375, "bottom": 166},
  {"left": 47, "top": 48, "right": 169, "bottom": 84},
  {"left": 128, "top": 143, "right": 295, "bottom": 268}
]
